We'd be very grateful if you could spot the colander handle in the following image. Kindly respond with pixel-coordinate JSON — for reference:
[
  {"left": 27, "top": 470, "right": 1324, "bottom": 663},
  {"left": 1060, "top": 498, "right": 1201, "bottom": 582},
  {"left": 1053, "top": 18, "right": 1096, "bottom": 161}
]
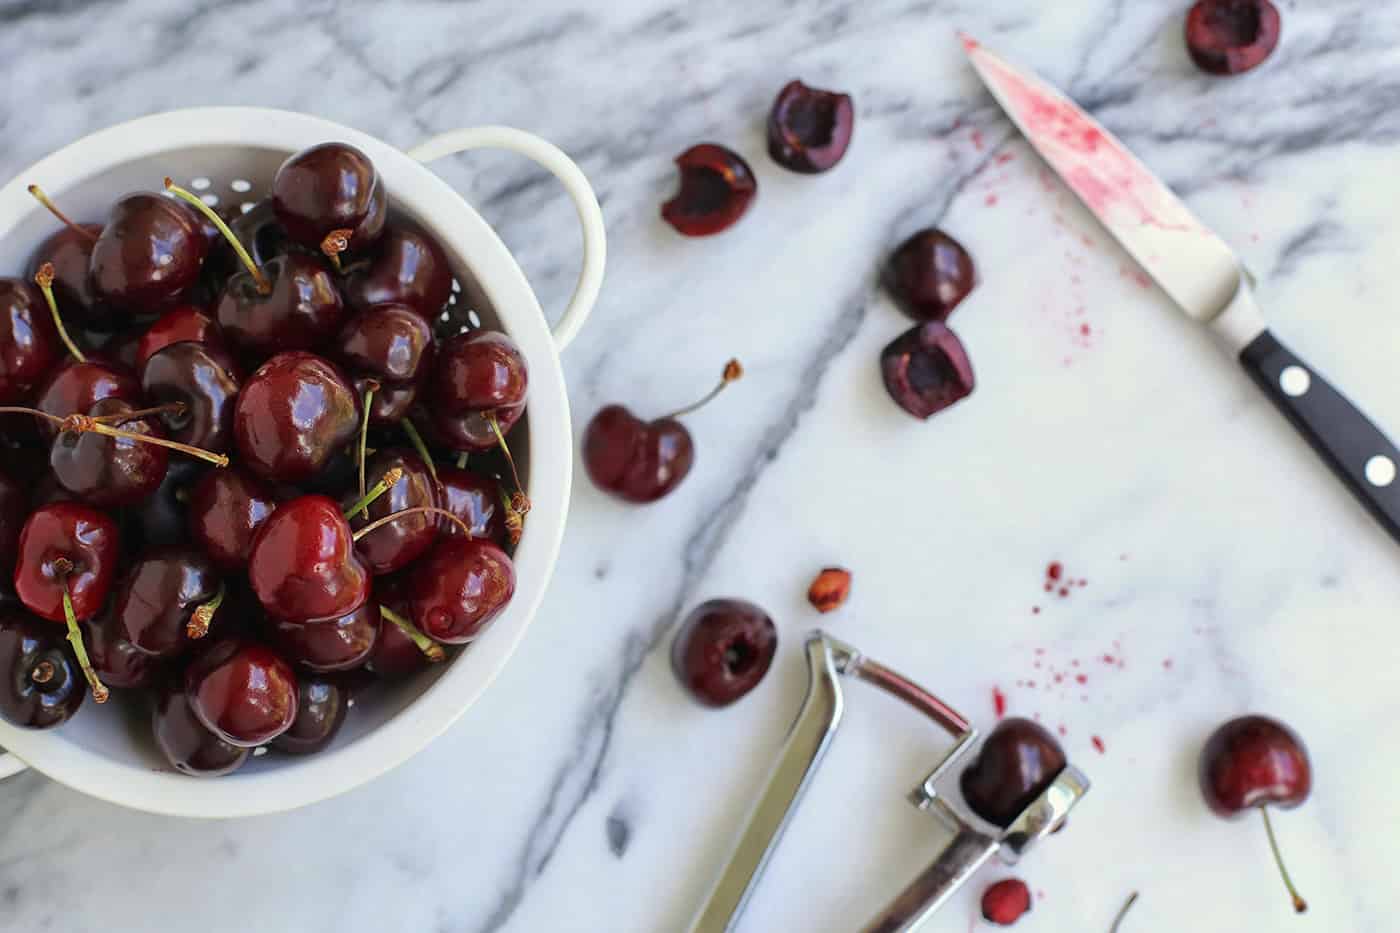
[{"left": 407, "top": 127, "right": 605, "bottom": 351}]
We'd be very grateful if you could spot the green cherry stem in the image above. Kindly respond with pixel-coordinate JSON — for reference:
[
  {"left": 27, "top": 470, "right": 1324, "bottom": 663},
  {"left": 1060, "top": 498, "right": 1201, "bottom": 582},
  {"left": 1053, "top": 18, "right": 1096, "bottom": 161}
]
[
  {"left": 27, "top": 185, "right": 98, "bottom": 242},
  {"left": 33, "top": 263, "right": 86, "bottom": 363},
  {"left": 659, "top": 358, "right": 743, "bottom": 420},
  {"left": 1108, "top": 891, "right": 1139, "bottom": 933},
  {"left": 321, "top": 229, "right": 353, "bottom": 273},
  {"left": 352, "top": 506, "right": 469, "bottom": 542},
  {"left": 487, "top": 412, "right": 529, "bottom": 515},
  {"left": 358, "top": 380, "right": 379, "bottom": 498},
  {"left": 456, "top": 451, "right": 468, "bottom": 470},
  {"left": 187, "top": 583, "right": 226, "bottom": 639},
  {"left": 164, "top": 177, "right": 271, "bottom": 295},
  {"left": 1260, "top": 805, "right": 1308, "bottom": 914},
  {"left": 379, "top": 605, "right": 445, "bottom": 662},
  {"left": 400, "top": 418, "right": 438, "bottom": 484},
  {"left": 60, "top": 583, "right": 108, "bottom": 703},
  {"left": 0, "top": 406, "right": 229, "bottom": 467},
  {"left": 344, "top": 466, "right": 404, "bottom": 520}
]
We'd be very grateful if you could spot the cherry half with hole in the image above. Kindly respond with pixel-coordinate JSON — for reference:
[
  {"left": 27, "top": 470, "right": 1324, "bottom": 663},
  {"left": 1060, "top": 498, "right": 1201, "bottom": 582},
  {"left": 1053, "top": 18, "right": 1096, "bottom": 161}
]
[
  {"left": 671, "top": 598, "right": 777, "bottom": 707},
  {"left": 0, "top": 278, "right": 60, "bottom": 403},
  {"left": 343, "top": 223, "right": 453, "bottom": 320},
  {"left": 248, "top": 494, "right": 370, "bottom": 624},
  {"left": 881, "top": 322, "right": 975, "bottom": 420},
  {"left": 272, "top": 142, "right": 387, "bottom": 260},
  {"left": 186, "top": 467, "right": 278, "bottom": 571},
  {"left": 270, "top": 673, "right": 348, "bottom": 755},
  {"left": 960, "top": 717, "right": 1067, "bottom": 827},
  {"left": 1199, "top": 714, "right": 1311, "bottom": 913},
  {"left": 89, "top": 192, "right": 208, "bottom": 314},
  {"left": 0, "top": 611, "right": 84, "bottom": 728},
  {"left": 407, "top": 537, "right": 515, "bottom": 644},
  {"left": 883, "top": 229, "right": 977, "bottom": 322},
  {"left": 234, "top": 352, "right": 360, "bottom": 483},
  {"left": 153, "top": 680, "right": 249, "bottom": 777},
  {"left": 1186, "top": 0, "right": 1281, "bottom": 76},
  {"left": 184, "top": 638, "right": 298, "bottom": 747},
  {"left": 768, "top": 80, "right": 855, "bottom": 173},
  {"left": 583, "top": 360, "right": 741, "bottom": 503},
  {"left": 662, "top": 144, "right": 757, "bottom": 237}
]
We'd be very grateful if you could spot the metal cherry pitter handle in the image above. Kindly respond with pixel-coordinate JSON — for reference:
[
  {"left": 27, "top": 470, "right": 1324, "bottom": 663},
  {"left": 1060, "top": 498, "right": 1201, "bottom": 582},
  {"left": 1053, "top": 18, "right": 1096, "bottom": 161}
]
[{"left": 687, "top": 632, "right": 1091, "bottom": 933}]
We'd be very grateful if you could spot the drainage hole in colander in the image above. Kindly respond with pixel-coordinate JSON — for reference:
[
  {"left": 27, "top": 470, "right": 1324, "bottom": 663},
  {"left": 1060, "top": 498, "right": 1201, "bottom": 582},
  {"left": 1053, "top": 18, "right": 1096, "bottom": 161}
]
[
  {"left": 190, "top": 177, "right": 212, "bottom": 191},
  {"left": 230, "top": 178, "right": 252, "bottom": 193}
]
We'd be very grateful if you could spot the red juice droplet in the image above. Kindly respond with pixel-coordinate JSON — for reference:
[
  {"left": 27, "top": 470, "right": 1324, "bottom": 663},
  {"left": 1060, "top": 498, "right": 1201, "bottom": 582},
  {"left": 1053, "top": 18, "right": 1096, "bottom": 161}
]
[
  {"left": 972, "top": 129, "right": 985, "bottom": 150},
  {"left": 1031, "top": 606, "right": 1041, "bottom": 615},
  {"left": 1163, "top": 658, "right": 1174, "bottom": 669},
  {"left": 985, "top": 193, "right": 999, "bottom": 207},
  {"left": 1047, "top": 562, "right": 1063, "bottom": 581},
  {"left": 1075, "top": 674, "right": 1088, "bottom": 685},
  {"left": 1091, "top": 735, "right": 1106, "bottom": 754},
  {"left": 992, "top": 687, "right": 1007, "bottom": 719},
  {"left": 1058, "top": 587, "right": 1070, "bottom": 597},
  {"left": 1057, "top": 724, "right": 1067, "bottom": 737}
]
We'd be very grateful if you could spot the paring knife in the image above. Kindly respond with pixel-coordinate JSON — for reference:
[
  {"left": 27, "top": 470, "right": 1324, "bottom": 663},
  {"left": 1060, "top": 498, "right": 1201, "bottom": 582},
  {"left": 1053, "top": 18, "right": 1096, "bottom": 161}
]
[{"left": 964, "top": 36, "right": 1400, "bottom": 543}]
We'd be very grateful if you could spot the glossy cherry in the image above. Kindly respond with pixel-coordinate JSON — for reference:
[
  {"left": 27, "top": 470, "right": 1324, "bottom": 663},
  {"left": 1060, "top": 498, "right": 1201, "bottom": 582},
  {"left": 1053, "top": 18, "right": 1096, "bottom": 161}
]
[
  {"left": 335, "top": 303, "right": 434, "bottom": 386},
  {"left": 29, "top": 225, "right": 122, "bottom": 334},
  {"left": 234, "top": 351, "right": 360, "bottom": 483},
  {"left": 768, "top": 80, "right": 855, "bottom": 173},
  {"left": 186, "top": 467, "right": 279, "bottom": 570},
  {"left": 47, "top": 397, "right": 169, "bottom": 507},
  {"left": 432, "top": 402, "right": 525, "bottom": 453},
  {"left": 355, "top": 375, "right": 418, "bottom": 425},
  {"left": 1186, "top": 0, "right": 1281, "bottom": 76},
  {"left": 1199, "top": 714, "right": 1311, "bottom": 912},
  {"left": 435, "top": 465, "right": 506, "bottom": 545},
  {"left": 89, "top": 192, "right": 207, "bottom": 314},
  {"left": 407, "top": 537, "right": 515, "bottom": 644},
  {"left": 0, "top": 611, "right": 85, "bottom": 728},
  {"left": 184, "top": 638, "right": 298, "bottom": 747},
  {"left": 125, "top": 458, "right": 205, "bottom": 552},
  {"left": 140, "top": 340, "right": 240, "bottom": 452},
  {"left": 81, "top": 607, "right": 158, "bottom": 690},
  {"left": 270, "top": 673, "right": 348, "bottom": 755},
  {"left": 434, "top": 329, "right": 527, "bottom": 412},
  {"left": 153, "top": 680, "right": 249, "bottom": 776},
  {"left": 270, "top": 600, "right": 379, "bottom": 672},
  {"left": 272, "top": 142, "right": 387, "bottom": 258},
  {"left": 343, "top": 449, "right": 438, "bottom": 575},
  {"left": 583, "top": 360, "right": 741, "bottom": 504},
  {"left": 671, "top": 598, "right": 777, "bottom": 707},
  {"left": 33, "top": 359, "right": 140, "bottom": 438},
  {"left": 960, "top": 717, "right": 1066, "bottom": 827},
  {"left": 248, "top": 494, "right": 370, "bottom": 624},
  {"left": 344, "top": 223, "right": 453, "bottom": 320},
  {"left": 0, "top": 468, "right": 27, "bottom": 578},
  {"left": 135, "top": 305, "right": 222, "bottom": 369},
  {"left": 0, "top": 277, "right": 60, "bottom": 403},
  {"left": 980, "top": 879, "right": 1031, "bottom": 926},
  {"left": 367, "top": 584, "right": 443, "bottom": 677},
  {"left": 883, "top": 229, "right": 977, "bottom": 322},
  {"left": 111, "top": 546, "right": 221, "bottom": 659},
  {"left": 215, "top": 252, "right": 345, "bottom": 354},
  {"left": 661, "top": 144, "right": 757, "bottom": 236},
  {"left": 205, "top": 198, "right": 291, "bottom": 283},
  {"left": 881, "top": 322, "right": 975, "bottom": 420}
]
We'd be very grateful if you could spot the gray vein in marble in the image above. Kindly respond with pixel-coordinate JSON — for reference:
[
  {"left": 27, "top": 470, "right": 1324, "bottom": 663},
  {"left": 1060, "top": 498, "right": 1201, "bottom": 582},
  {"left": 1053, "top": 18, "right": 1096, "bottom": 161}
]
[{"left": 1272, "top": 218, "right": 1347, "bottom": 279}]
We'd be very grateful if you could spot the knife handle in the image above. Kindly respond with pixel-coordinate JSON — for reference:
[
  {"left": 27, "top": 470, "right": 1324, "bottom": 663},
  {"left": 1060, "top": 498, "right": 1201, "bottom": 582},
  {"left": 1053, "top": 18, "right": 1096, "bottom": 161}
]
[{"left": 1240, "top": 329, "right": 1400, "bottom": 541}]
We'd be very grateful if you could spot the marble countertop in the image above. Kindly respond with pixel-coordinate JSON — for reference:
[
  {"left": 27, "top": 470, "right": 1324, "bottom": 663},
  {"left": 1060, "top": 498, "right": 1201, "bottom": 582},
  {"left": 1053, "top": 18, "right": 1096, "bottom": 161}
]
[{"left": 2, "top": 0, "right": 1398, "bottom": 930}]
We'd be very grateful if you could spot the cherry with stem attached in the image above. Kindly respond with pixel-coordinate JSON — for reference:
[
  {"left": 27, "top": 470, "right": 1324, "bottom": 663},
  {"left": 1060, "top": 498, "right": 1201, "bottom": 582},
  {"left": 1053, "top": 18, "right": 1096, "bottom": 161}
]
[
  {"left": 0, "top": 403, "right": 230, "bottom": 468},
  {"left": 33, "top": 263, "right": 87, "bottom": 363}
]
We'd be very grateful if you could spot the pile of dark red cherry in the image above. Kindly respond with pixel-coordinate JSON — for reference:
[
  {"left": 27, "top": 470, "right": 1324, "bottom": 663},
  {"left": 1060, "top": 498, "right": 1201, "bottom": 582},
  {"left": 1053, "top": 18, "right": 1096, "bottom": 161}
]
[{"left": 0, "top": 141, "right": 530, "bottom": 776}]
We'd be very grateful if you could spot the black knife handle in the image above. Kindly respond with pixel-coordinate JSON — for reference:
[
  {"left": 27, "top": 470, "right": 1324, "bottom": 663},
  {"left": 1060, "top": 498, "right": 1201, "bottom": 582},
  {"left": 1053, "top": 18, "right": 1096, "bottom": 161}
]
[{"left": 1240, "top": 329, "right": 1400, "bottom": 541}]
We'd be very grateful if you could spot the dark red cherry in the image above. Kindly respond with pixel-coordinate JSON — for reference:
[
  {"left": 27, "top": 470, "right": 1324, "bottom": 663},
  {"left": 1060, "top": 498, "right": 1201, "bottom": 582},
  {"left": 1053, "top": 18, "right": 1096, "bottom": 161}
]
[
  {"left": 215, "top": 253, "right": 345, "bottom": 354},
  {"left": 124, "top": 459, "right": 204, "bottom": 552},
  {"left": 270, "top": 600, "right": 379, "bottom": 672},
  {"left": 342, "top": 449, "right": 438, "bottom": 575},
  {"left": 0, "top": 469, "right": 27, "bottom": 578},
  {"left": 248, "top": 495, "right": 370, "bottom": 624},
  {"left": 33, "top": 360, "right": 140, "bottom": 438},
  {"left": 111, "top": 546, "right": 220, "bottom": 659},
  {"left": 89, "top": 193, "right": 208, "bottom": 314},
  {"left": 881, "top": 322, "right": 975, "bottom": 420},
  {"left": 671, "top": 599, "right": 776, "bottom": 707},
  {"left": 233, "top": 352, "right": 360, "bottom": 483},
  {"left": 184, "top": 638, "right": 298, "bottom": 747},
  {"left": 661, "top": 144, "right": 757, "bottom": 237},
  {"left": 135, "top": 305, "right": 222, "bottom": 370},
  {"left": 407, "top": 537, "right": 515, "bottom": 644},
  {"left": 49, "top": 398, "right": 169, "bottom": 508},
  {"left": 186, "top": 467, "right": 278, "bottom": 571},
  {"left": 27, "top": 223, "right": 126, "bottom": 331},
  {"left": 1186, "top": 0, "right": 1281, "bottom": 76},
  {"left": 434, "top": 330, "right": 528, "bottom": 412},
  {"left": 140, "top": 341, "right": 240, "bottom": 453},
  {"left": 335, "top": 304, "right": 434, "bottom": 384},
  {"left": 435, "top": 465, "right": 506, "bottom": 545},
  {"left": 152, "top": 680, "right": 249, "bottom": 776},
  {"left": 272, "top": 143, "right": 387, "bottom": 256},
  {"left": 0, "top": 278, "right": 61, "bottom": 403},
  {"left": 205, "top": 199, "right": 292, "bottom": 283},
  {"left": 960, "top": 718, "right": 1067, "bottom": 827},
  {"left": 1199, "top": 714, "right": 1310, "bottom": 912},
  {"left": 354, "top": 375, "right": 418, "bottom": 425},
  {"left": 366, "top": 584, "right": 442, "bottom": 677},
  {"left": 270, "top": 673, "right": 348, "bottom": 755},
  {"left": 768, "top": 80, "right": 855, "bottom": 174},
  {"left": 343, "top": 223, "right": 453, "bottom": 320},
  {"left": 884, "top": 229, "right": 977, "bottom": 322},
  {"left": 431, "top": 402, "right": 524, "bottom": 453},
  {"left": 81, "top": 606, "right": 158, "bottom": 689},
  {"left": 0, "top": 611, "right": 85, "bottom": 728},
  {"left": 13, "top": 502, "right": 119, "bottom": 623},
  {"left": 980, "top": 879, "right": 1032, "bottom": 926}
]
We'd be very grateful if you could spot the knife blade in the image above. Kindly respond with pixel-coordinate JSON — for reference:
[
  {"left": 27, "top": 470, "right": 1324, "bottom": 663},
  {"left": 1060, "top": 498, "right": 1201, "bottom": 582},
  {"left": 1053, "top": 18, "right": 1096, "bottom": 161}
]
[{"left": 963, "top": 35, "right": 1400, "bottom": 545}]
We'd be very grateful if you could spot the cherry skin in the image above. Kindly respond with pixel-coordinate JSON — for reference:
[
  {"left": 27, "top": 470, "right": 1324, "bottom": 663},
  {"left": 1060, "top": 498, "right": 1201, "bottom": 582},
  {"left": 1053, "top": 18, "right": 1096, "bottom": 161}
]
[
  {"left": 662, "top": 144, "right": 757, "bottom": 236},
  {"left": 33, "top": 359, "right": 140, "bottom": 438},
  {"left": 186, "top": 467, "right": 279, "bottom": 571},
  {"left": 135, "top": 305, "right": 223, "bottom": 370},
  {"left": 90, "top": 192, "right": 208, "bottom": 314},
  {"left": 111, "top": 546, "right": 220, "bottom": 660},
  {"left": 248, "top": 495, "right": 370, "bottom": 624},
  {"left": 26, "top": 224, "right": 124, "bottom": 331},
  {"left": 272, "top": 142, "right": 387, "bottom": 255},
  {"left": 432, "top": 402, "right": 524, "bottom": 453},
  {"left": 433, "top": 330, "right": 528, "bottom": 413},
  {"left": 215, "top": 253, "right": 345, "bottom": 354},
  {"left": 184, "top": 638, "right": 298, "bottom": 747},
  {"left": 959, "top": 717, "right": 1067, "bottom": 827},
  {"left": 0, "top": 468, "right": 28, "bottom": 578},
  {"left": 14, "top": 502, "right": 119, "bottom": 623},
  {"left": 81, "top": 607, "right": 158, "bottom": 690},
  {"left": 140, "top": 340, "right": 240, "bottom": 453},
  {"left": 49, "top": 398, "right": 169, "bottom": 508},
  {"left": 343, "top": 223, "right": 453, "bottom": 320},
  {"left": 124, "top": 459, "right": 205, "bottom": 552},
  {"left": 343, "top": 449, "right": 439, "bottom": 575},
  {"left": 767, "top": 80, "right": 855, "bottom": 174},
  {"left": 0, "top": 278, "right": 60, "bottom": 403},
  {"left": 153, "top": 680, "right": 249, "bottom": 776},
  {"left": 334, "top": 303, "right": 434, "bottom": 386},
  {"left": 233, "top": 352, "right": 361, "bottom": 483},
  {"left": 435, "top": 465, "right": 506, "bottom": 546},
  {"left": 354, "top": 375, "right": 418, "bottom": 425},
  {"left": 0, "top": 611, "right": 85, "bottom": 728},
  {"left": 270, "top": 600, "right": 379, "bottom": 673},
  {"left": 270, "top": 673, "right": 348, "bottom": 755},
  {"left": 205, "top": 198, "right": 292, "bottom": 283},
  {"left": 881, "top": 322, "right": 975, "bottom": 420},
  {"left": 883, "top": 229, "right": 977, "bottom": 322},
  {"left": 671, "top": 599, "right": 777, "bottom": 707},
  {"left": 407, "top": 537, "right": 515, "bottom": 644},
  {"left": 1186, "top": 0, "right": 1281, "bottom": 76},
  {"left": 367, "top": 587, "right": 437, "bottom": 678}
]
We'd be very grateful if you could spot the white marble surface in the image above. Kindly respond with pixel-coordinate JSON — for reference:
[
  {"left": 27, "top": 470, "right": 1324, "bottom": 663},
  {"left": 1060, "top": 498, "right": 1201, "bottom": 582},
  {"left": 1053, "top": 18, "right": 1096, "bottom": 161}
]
[{"left": 2, "top": 0, "right": 1400, "bottom": 930}]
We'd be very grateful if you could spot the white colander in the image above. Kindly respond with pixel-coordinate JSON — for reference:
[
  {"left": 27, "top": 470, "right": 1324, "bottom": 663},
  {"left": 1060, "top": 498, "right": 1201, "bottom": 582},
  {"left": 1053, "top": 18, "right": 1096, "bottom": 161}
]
[{"left": 0, "top": 107, "right": 606, "bottom": 817}]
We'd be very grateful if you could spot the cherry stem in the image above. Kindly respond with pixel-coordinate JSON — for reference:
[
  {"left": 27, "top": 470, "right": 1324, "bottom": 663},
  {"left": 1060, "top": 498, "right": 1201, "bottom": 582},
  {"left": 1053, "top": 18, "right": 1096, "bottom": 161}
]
[
  {"left": 30, "top": 660, "right": 55, "bottom": 685},
  {"left": 358, "top": 380, "right": 379, "bottom": 498},
  {"left": 344, "top": 466, "right": 405, "bottom": 520},
  {"left": 1259, "top": 805, "right": 1308, "bottom": 914},
  {"left": 60, "top": 586, "right": 108, "bottom": 704},
  {"left": 501, "top": 489, "right": 523, "bottom": 548},
  {"left": 487, "top": 412, "right": 530, "bottom": 516},
  {"left": 660, "top": 358, "right": 743, "bottom": 420},
  {"left": 1108, "top": 891, "right": 1139, "bottom": 933},
  {"left": 400, "top": 418, "right": 438, "bottom": 485},
  {"left": 321, "top": 229, "right": 352, "bottom": 273},
  {"left": 456, "top": 451, "right": 468, "bottom": 470},
  {"left": 378, "top": 605, "right": 445, "bottom": 662},
  {"left": 33, "top": 263, "right": 86, "bottom": 363},
  {"left": 353, "top": 505, "right": 470, "bottom": 542},
  {"left": 0, "top": 406, "right": 228, "bottom": 466},
  {"left": 163, "top": 178, "right": 271, "bottom": 295},
  {"left": 187, "top": 584, "right": 225, "bottom": 640},
  {"left": 91, "top": 402, "right": 186, "bottom": 425},
  {"left": 27, "top": 185, "right": 97, "bottom": 242}
]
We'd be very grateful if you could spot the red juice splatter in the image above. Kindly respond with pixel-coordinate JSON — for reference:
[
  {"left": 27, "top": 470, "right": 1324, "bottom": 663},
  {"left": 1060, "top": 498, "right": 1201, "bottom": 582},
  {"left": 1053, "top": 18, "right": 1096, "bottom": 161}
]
[
  {"left": 1057, "top": 724, "right": 1067, "bottom": 737},
  {"left": 1058, "top": 587, "right": 1070, "bottom": 597},
  {"left": 1091, "top": 735, "right": 1106, "bottom": 754},
  {"left": 1027, "top": 679, "right": 1036, "bottom": 688},
  {"left": 1071, "top": 659, "right": 1080, "bottom": 667},
  {"left": 1132, "top": 270, "right": 1152, "bottom": 289},
  {"left": 1047, "top": 562, "right": 1063, "bottom": 581},
  {"left": 985, "top": 193, "right": 999, "bottom": 206},
  {"left": 1043, "top": 581, "right": 1053, "bottom": 592},
  {"left": 1163, "top": 658, "right": 1174, "bottom": 670},
  {"left": 1075, "top": 674, "right": 1088, "bottom": 685},
  {"left": 971, "top": 129, "right": 985, "bottom": 150},
  {"left": 1031, "top": 606, "right": 1041, "bottom": 615},
  {"left": 1053, "top": 673, "right": 1064, "bottom": 684},
  {"left": 995, "top": 152, "right": 1014, "bottom": 165},
  {"left": 992, "top": 687, "right": 1007, "bottom": 719},
  {"left": 1035, "top": 647, "right": 1045, "bottom": 655},
  {"left": 1102, "top": 654, "right": 1116, "bottom": 665},
  {"left": 1079, "top": 323, "right": 1091, "bottom": 336}
]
